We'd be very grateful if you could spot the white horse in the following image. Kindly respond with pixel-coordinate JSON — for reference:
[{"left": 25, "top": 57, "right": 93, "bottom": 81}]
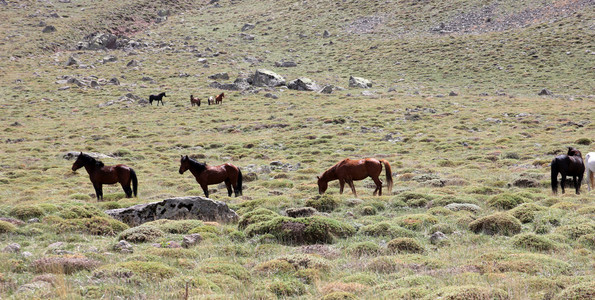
[
  {"left": 208, "top": 96, "right": 215, "bottom": 105},
  {"left": 586, "top": 152, "right": 595, "bottom": 191}
]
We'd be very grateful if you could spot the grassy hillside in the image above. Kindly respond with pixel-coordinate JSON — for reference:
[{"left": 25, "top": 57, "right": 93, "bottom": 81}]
[{"left": 0, "top": 0, "right": 594, "bottom": 298}]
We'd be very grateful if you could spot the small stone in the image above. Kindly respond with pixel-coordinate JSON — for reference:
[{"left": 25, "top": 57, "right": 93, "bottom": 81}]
[
  {"left": 109, "top": 77, "right": 120, "bottom": 85},
  {"left": 47, "top": 242, "right": 64, "bottom": 249},
  {"left": 182, "top": 233, "right": 203, "bottom": 248},
  {"left": 22, "top": 251, "right": 33, "bottom": 258},
  {"left": 264, "top": 93, "right": 278, "bottom": 99},
  {"left": 113, "top": 240, "right": 133, "bottom": 253},
  {"left": 27, "top": 218, "right": 39, "bottom": 223},
  {"left": 430, "top": 231, "right": 447, "bottom": 245},
  {"left": 42, "top": 25, "right": 56, "bottom": 33},
  {"left": 538, "top": 88, "right": 552, "bottom": 96},
  {"left": 3, "top": 243, "right": 21, "bottom": 253},
  {"left": 126, "top": 59, "right": 139, "bottom": 67},
  {"left": 286, "top": 207, "right": 317, "bottom": 218},
  {"left": 449, "top": 91, "right": 458, "bottom": 96},
  {"left": 323, "top": 30, "right": 330, "bottom": 38},
  {"left": 65, "top": 56, "right": 79, "bottom": 66},
  {"left": 319, "top": 85, "right": 334, "bottom": 94},
  {"left": 165, "top": 241, "right": 182, "bottom": 248},
  {"left": 348, "top": 76, "right": 372, "bottom": 88},
  {"left": 241, "top": 23, "right": 255, "bottom": 31}
]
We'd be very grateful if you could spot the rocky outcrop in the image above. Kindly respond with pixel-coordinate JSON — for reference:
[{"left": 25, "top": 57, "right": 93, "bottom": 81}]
[
  {"left": 210, "top": 77, "right": 252, "bottom": 91},
  {"left": 348, "top": 76, "right": 372, "bottom": 88},
  {"left": 252, "top": 69, "right": 286, "bottom": 87},
  {"left": 287, "top": 77, "right": 320, "bottom": 91},
  {"left": 105, "top": 196, "right": 239, "bottom": 227}
]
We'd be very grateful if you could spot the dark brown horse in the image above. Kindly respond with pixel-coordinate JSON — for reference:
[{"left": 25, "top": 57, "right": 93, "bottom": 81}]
[
  {"left": 71, "top": 152, "right": 138, "bottom": 201},
  {"left": 317, "top": 158, "right": 393, "bottom": 197},
  {"left": 178, "top": 155, "right": 242, "bottom": 197},
  {"left": 190, "top": 95, "right": 200, "bottom": 107},
  {"left": 215, "top": 92, "right": 224, "bottom": 104},
  {"left": 551, "top": 147, "right": 585, "bottom": 194},
  {"left": 149, "top": 92, "right": 166, "bottom": 106}
]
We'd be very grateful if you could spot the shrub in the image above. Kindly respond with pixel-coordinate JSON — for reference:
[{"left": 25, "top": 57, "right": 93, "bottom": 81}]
[
  {"left": 395, "top": 192, "right": 435, "bottom": 207},
  {"left": 396, "top": 214, "right": 438, "bottom": 231},
  {"left": 387, "top": 238, "right": 425, "bottom": 254},
  {"left": 238, "top": 208, "right": 279, "bottom": 230},
  {"left": 58, "top": 203, "right": 103, "bottom": 219},
  {"left": 469, "top": 213, "right": 521, "bottom": 236},
  {"left": 200, "top": 261, "right": 250, "bottom": 280},
  {"left": 427, "top": 207, "right": 452, "bottom": 216},
  {"left": 577, "top": 234, "right": 595, "bottom": 250},
  {"left": 0, "top": 220, "right": 17, "bottom": 233},
  {"left": 253, "top": 259, "right": 295, "bottom": 274},
  {"left": 511, "top": 233, "right": 557, "bottom": 252},
  {"left": 487, "top": 193, "right": 527, "bottom": 210},
  {"left": 430, "top": 223, "right": 454, "bottom": 234},
  {"left": 267, "top": 278, "right": 305, "bottom": 297},
  {"left": 245, "top": 216, "right": 355, "bottom": 244},
  {"left": 510, "top": 203, "right": 547, "bottom": 223},
  {"left": 396, "top": 275, "right": 437, "bottom": 287},
  {"left": 360, "top": 206, "right": 377, "bottom": 216},
  {"left": 476, "top": 252, "right": 571, "bottom": 275},
  {"left": 348, "top": 242, "right": 381, "bottom": 256},
  {"left": 294, "top": 268, "right": 320, "bottom": 284},
  {"left": 424, "top": 285, "right": 509, "bottom": 300},
  {"left": 322, "top": 292, "right": 357, "bottom": 300},
  {"left": 359, "top": 222, "right": 415, "bottom": 238},
  {"left": 575, "top": 138, "right": 592, "bottom": 145},
  {"left": 9, "top": 205, "right": 44, "bottom": 220},
  {"left": 342, "top": 273, "right": 378, "bottom": 286},
  {"left": 187, "top": 225, "right": 218, "bottom": 235},
  {"left": 555, "top": 281, "right": 595, "bottom": 300},
  {"left": 32, "top": 256, "right": 100, "bottom": 274},
  {"left": 320, "top": 282, "right": 369, "bottom": 295},
  {"left": 305, "top": 194, "right": 340, "bottom": 212},
  {"left": 228, "top": 230, "right": 246, "bottom": 242},
  {"left": 118, "top": 225, "right": 164, "bottom": 243},
  {"left": 555, "top": 223, "right": 595, "bottom": 240}
]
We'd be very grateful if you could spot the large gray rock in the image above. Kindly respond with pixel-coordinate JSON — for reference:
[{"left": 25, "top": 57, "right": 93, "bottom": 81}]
[
  {"left": 105, "top": 196, "right": 239, "bottom": 226},
  {"left": 349, "top": 76, "right": 372, "bottom": 88},
  {"left": 287, "top": 77, "right": 320, "bottom": 91},
  {"left": 78, "top": 32, "right": 119, "bottom": 50},
  {"left": 208, "top": 72, "right": 229, "bottom": 80},
  {"left": 252, "top": 69, "right": 285, "bottom": 87},
  {"left": 210, "top": 77, "right": 251, "bottom": 91}
]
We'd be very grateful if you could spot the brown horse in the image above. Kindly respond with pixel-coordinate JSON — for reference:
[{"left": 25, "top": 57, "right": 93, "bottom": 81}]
[
  {"left": 71, "top": 152, "right": 138, "bottom": 201},
  {"left": 190, "top": 95, "right": 201, "bottom": 107},
  {"left": 178, "top": 155, "right": 242, "bottom": 197},
  {"left": 551, "top": 147, "right": 585, "bottom": 194},
  {"left": 215, "top": 92, "right": 224, "bottom": 104},
  {"left": 317, "top": 158, "right": 393, "bottom": 197}
]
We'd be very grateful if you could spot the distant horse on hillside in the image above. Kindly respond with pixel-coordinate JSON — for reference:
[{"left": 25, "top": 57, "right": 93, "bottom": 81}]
[
  {"left": 551, "top": 147, "right": 585, "bottom": 194},
  {"left": 178, "top": 155, "right": 243, "bottom": 198},
  {"left": 208, "top": 96, "right": 215, "bottom": 105},
  {"left": 215, "top": 92, "right": 224, "bottom": 104},
  {"left": 71, "top": 152, "right": 138, "bottom": 201},
  {"left": 317, "top": 158, "right": 393, "bottom": 197},
  {"left": 149, "top": 92, "right": 167, "bottom": 105},
  {"left": 190, "top": 95, "right": 201, "bottom": 107},
  {"left": 585, "top": 152, "right": 595, "bottom": 192}
]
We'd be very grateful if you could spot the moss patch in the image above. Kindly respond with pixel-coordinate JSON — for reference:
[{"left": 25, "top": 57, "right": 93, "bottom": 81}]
[
  {"left": 469, "top": 213, "right": 521, "bottom": 236},
  {"left": 511, "top": 233, "right": 557, "bottom": 252},
  {"left": 305, "top": 194, "right": 340, "bottom": 212},
  {"left": 359, "top": 221, "right": 416, "bottom": 238},
  {"left": 245, "top": 216, "right": 355, "bottom": 244},
  {"left": 387, "top": 238, "right": 425, "bottom": 254},
  {"left": 118, "top": 225, "right": 164, "bottom": 243}
]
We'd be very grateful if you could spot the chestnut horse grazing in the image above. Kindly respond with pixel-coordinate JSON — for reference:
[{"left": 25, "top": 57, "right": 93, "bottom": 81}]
[
  {"left": 584, "top": 152, "right": 595, "bottom": 192},
  {"left": 71, "top": 152, "right": 138, "bottom": 201},
  {"left": 551, "top": 147, "right": 585, "bottom": 194},
  {"left": 190, "top": 95, "right": 201, "bottom": 107},
  {"left": 317, "top": 158, "right": 393, "bottom": 197},
  {"left": 179, "top": 155, "right": 242, "bottom": 197},
  {"left": 215, "top": 92, "right": 224, "bottom": 104}
]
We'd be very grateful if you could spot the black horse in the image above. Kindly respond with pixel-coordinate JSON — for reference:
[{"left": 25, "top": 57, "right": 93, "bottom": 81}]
[
  {"left": 551, "top": 147, "right": 585, "bottom": 194},
  {"left": 149, "top": 92, "right": 167, "bottom": 106}
]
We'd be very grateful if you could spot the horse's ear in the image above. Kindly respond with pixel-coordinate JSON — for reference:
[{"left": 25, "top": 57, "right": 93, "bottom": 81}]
[{"left": 316, "top": 176, "right": 320, "bottom": 180}]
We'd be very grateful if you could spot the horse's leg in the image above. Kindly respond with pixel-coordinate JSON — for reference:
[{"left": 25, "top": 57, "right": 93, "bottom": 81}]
[
  {"left": 122, "top": 182, "right": 132, "bottom": 198},
  {"left": 576, "top": 174, "right": 583, "bottom": 194},
  {"left": 225, "top": 179, "right": 232, "bottom": 197},
  {"left": 339, "top": 179, "right": 345, "bottom": 194},
  {"left": 561, "top": 174, "right": 566, "bottom": 194},
  {"left": 372, "top": 175, "right": 383, "bottom": 196},
  {"left": 347, "top": 179, "right": 357, "bottom": 197},
  {"left": 588, "top": 169, "right": 593, "bottom": 191},
  {"left": 93, "top": 183, "right": 102, "bottom": 201},
  {"left": 200, "top": 183, "right": 209, "bottom": 198}
]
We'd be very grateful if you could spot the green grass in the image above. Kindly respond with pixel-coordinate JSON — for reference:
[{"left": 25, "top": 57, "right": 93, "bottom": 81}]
[{"left": 0, "top": 0, "right": 593, "bottom": 298}]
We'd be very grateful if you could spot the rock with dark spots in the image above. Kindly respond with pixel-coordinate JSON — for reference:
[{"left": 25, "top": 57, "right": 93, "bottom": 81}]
[
  {"left": 252, "top": 69, "right": 285, "bottom": 87},
  {"left": 3, "top": 243, "right": 21, "bottom": 253},
  {"left": 274, "top": 61, "right": 297, "bottom": 68},
  {"left": 286, "top": 207, "right": 318, "bottom": 218},
  {"left": 78, "top": 32, "right": 120, "bottom": 50},
  {"left": 319, "top": 85, "right": 334, "bottom": 94},
  {"left": 208, "top": 72, "right": 229, "bottom": 80},
  {"left": 105, "top": 196, "right": 239, "bottom": 227},
  {"left": 348, "top": 76, "right": 372, "bottom": 88},
  {"left": 287, "top": 77, "right": 320, "bottom": 91},
  {"left": 241, "top": 23, "right": 255, "bottom": 31},
  {"left": 182, "top": 233, "right": 203, "bottom": 248},
  {"left": 113, "top": 240, "right": 133, "bottom": 253},
  {"left": 42, "top": 25, "right": 56, "bottom": 33},
  {"left": 538, "top": 88, "right": 553, "bottom": 96}
]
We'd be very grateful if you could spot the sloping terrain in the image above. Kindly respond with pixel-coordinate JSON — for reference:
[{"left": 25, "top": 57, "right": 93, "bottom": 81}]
[{"left": 0, "top": 0, "right": 594, "bottom": 299}]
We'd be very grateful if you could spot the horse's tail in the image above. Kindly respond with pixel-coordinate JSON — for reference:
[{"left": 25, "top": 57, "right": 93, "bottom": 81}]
[
  {"left": 380, "top": 159, "right": 393, "bottom": 194},
  {"left": 130, "top": 168, "right": 138, "bottom": 197},
  {"left": 237, "top": 169, "right": 243, "bottom": 196},
  {"left": 551, "top": 159, "right": 558, "bottom": 194}
]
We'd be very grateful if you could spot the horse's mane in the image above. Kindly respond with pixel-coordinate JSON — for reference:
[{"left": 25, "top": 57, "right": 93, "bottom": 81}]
[
  {"left": 80, "top": 153, "right": 104, "bottom": 168},
  {"left": 188, "top": 157, "right": 207, "bottom": 173},
  {"left": 320, "top": 162, "right": 339, "bottom": 181}
]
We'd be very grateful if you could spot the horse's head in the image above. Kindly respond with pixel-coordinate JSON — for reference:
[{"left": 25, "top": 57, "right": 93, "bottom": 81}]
[
  {"left": 568, "top": 147, "right": 582, "bottom": 157},
  {"left": 317, "top": 175, "right": 328, "bottom": 194},
  {"left": 179, "top": 155, "right": 190, "bottom": 174},
  {"left": 163, "top": 92, "right": 167, "bottom": 97},
  {"left": 72, "top": 152, "right": 86, "bottom": 171}
]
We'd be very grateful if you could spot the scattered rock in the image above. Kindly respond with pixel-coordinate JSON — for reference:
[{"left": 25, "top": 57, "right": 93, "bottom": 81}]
[
  {"left": 538, "top": 88, "right": 553, "bottom": 96},
  {"left": 102, "top": 55, "right": 117, "bottom": 63},
  {"left": 240, "top": 33, "right": 255, "bottom": 40},
  {"left": 105, "top": 196, "right": 239, "bottom": 227},
  {"left": 42, "top": 25, "right": 56, "bottom": 33},
  {"left": 286, "top": 207, "right": 318, "bottom": 218},
  {"left": 77, "top": 32, "right": 124, "bottom": 50},
  {"left": 65, "top": 56, "right": 79, "bottom": 67},
  {"left": 28, "top": 218, "right": 40, "bottom": 223},
  {"left": 47, "top": 242, "right": 64, "bottom": 250},
  {"left": 182, "top": 233, "right": 203, "bottom": 248},
  {"left": 449, "top": 91, "right": 458, "bottom": 96},
  {"left": 252, "top": 69, "right": 286, "bottom": 87},
  {"left": 264, "top": 93, "right": 278, "bottom": 99},
  {"left": 17, "top": 281, "right": 52, "bottom": 294},
  {"left": 323, "top": 30, "right": 331, "bottom": 38},
  {"left": 0, "top": 217, "right": 25, "bottom": 226},
  {"left": 430, "top": 232, "right": 447, "bottom": 245},
  {"left": 241, "top": 23, "right": 255, "bottom": 31},
  {"left": 445, "top": 203, "right": 481, "bottom": 213},
  {"left": 109, "top": 77, "right": 120, "bottom": 85},
  {"left": 208, "top": 72, "right": 229, "bottom": 80},
  {"left": 512, "top": 178, "right": 540, "bottom": 188},
  {"left": 2, "top": 243, "right": 21, "bottom": 253},
  {"left": 126, "top": 59, "right": 139, "bottom": 67},
  {"left": 243, "top": 172, "right": 258, "bottom": 182},
  {"left": 22, "top": 251, "right": 33, "bottom": 258},
  {"left": 274, "top": 61, "right": 297, "bottom": 68},
  {"left": 63, "top": 151, "right": 112, "bottom": 160},
  {"left": 348, "top": 76, "right": 372, "bottom": 88},
  {"left": 164, "top": 241, "right": 182, "bottom": 248},
  {"left": 287, "top": 77, "right": 320, "bottom": 91},
  {"left": 485, "top": 118, "right": 502, "bottom": 124},
  {"left": 319, "top": 85, "right": 334, "bottom": 94},
  {"left": 210, "top": 77, "right": 252, "bottom": 91},
  {"left": 113, "top": 240, "right": 133, "bottom": 253}
]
